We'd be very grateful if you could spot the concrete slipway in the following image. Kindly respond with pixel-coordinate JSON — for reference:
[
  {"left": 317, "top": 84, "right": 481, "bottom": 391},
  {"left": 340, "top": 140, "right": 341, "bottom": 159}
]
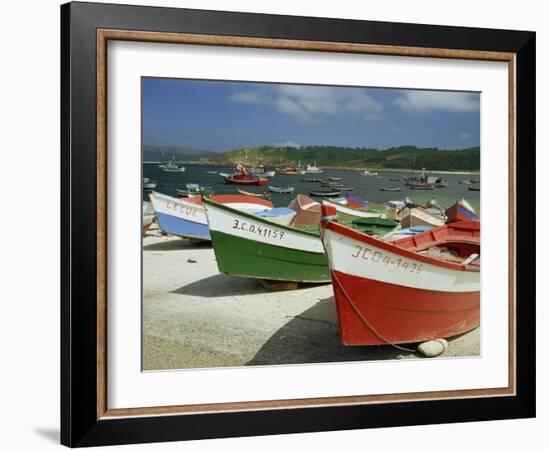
[{"left": 142, "top": 228, "right": 480, "bottom": 371}]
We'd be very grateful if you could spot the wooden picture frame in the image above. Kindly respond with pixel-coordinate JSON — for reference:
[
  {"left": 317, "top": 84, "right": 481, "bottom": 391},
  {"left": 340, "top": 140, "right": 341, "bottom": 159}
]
[{"left": 61, "top": 1, "right": 535, "bottom": 446}]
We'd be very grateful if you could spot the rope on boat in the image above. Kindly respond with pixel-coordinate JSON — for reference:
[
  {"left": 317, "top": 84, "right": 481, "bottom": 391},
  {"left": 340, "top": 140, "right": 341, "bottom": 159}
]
[{"left": 331, "top": 272, "right": 417, "bottom": 354}]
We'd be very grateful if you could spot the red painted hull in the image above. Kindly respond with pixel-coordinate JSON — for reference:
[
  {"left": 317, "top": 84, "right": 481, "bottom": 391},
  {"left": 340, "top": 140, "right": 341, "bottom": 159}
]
[
  {"left": 224, "top": 177, "right": 268, "bottom": 186},
  {"left": 331, "top": 270, "right": 480, "bottom": 345}
]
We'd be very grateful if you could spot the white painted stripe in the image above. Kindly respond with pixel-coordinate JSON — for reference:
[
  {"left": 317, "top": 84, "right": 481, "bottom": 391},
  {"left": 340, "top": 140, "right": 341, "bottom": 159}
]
[
  {"left": 150, "top": 192, "right": 207, "bottom": 225},
  {"left": 150, "top": 192, "right": 272, "bottom": 226},
  {"left": 205, "top": 202, "right": 325, "bottom": 254},
  {"left": 323, "top": 228, "right": 479, "bottom": 293}
]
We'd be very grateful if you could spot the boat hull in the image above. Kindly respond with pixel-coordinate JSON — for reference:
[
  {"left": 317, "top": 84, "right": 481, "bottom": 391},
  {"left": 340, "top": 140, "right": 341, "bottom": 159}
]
[
  {"left": 205, "top": 200, "right": 330, "bottom": 283},
  {"left": 150, "top": 192, "right": 272, "bottom": 241},
  {"left": 224, "top": 177, "right": 268, "bottom": 186},
  {"left": 322, "top": 222, "right": 480, "bottom": 345},
  {"left": 156, "top": 211, "right": 210, "bottom": 240},
  {"left": 322, "top": 199, "right": 385, "bottom": 220},
  {"left": 331, "top": 270, "right": 479, "bottom": 345}
]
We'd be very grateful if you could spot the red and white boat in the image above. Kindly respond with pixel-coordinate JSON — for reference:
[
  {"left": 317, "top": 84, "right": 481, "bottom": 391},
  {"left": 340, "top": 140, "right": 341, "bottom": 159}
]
[
  {"left": 320, "top": 204, "right": 480, "bottom": 346},
  {"left": 224, "top": 165, "right": 268, "bottom": 186}
]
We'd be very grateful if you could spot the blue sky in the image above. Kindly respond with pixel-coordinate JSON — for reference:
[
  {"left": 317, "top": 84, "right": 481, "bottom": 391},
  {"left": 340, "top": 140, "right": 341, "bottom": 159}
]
[{"left": 142, "top": 78, "right": 480, "bottom": 152}]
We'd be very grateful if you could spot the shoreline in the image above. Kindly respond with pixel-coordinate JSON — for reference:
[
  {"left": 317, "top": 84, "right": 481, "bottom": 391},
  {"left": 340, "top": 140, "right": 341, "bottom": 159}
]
[{"left": 144, "top": 161, "right": 479, "bottom": 175}]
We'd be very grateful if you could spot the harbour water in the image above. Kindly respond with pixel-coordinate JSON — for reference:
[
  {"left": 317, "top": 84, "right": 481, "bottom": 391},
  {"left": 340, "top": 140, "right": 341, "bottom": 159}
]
[{"left": 144, "top": 163, "right": 480, "bottom": 211}]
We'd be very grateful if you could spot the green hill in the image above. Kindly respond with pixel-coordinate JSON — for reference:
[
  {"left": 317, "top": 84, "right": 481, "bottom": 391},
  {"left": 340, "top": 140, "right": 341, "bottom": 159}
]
[
  {"left": 143, "top": 145, "right": 216, "bottom": 162},
  {"left": 208, "top": 145, "right": 480, "bottom": 171}
]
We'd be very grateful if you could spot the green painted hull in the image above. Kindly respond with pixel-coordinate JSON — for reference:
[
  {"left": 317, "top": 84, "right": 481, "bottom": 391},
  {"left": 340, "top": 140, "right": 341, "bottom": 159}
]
[{"left": 210, "top": 230, "right": 330, "bottom": 283}]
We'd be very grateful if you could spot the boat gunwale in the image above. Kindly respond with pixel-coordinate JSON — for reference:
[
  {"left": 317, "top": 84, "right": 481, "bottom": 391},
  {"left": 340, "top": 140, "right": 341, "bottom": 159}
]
[
  {"left": 323, "top": 220, "right": 480, "bottom": 272},
  {"left": 203, "top": 198, "right": 322, "bottom": 237}
]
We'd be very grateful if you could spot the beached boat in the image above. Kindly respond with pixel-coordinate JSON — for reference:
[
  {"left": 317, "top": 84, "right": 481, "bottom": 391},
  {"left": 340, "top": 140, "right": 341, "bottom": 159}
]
[
  {"left": 149, "top": 191, "right": 272, "bottom": 241},
  {"left": 321, "top": 198, "right": 385, "bottom": 220},
  {"left": 143, "top": 201, "right": 155, "bottom": 234},
  {"left": 398, "top": 206, "right": 446, "bottom": 228},
  {"left": 309, "top": 189, "right": 343, "bottom": 197},
  {"left": 445, "top": 199, "right": 479, "bottom": 223},
  {"left": 349, "top": 217, "right": 398, "bottom": 236},
  {"left": 268, "top": 185, "right": 295, "bottom": 194},
  {"left": 142, "top": 177, "right": 157, "bottom": 189},
  {"left": 287, "top": 195, "right": 322, "bottom": 227},
  {"left": 236, "top": 188, "right": 272, "bottom": 200},
  {"left": 380, "top": 187, "right": 401, "bottom": 192},
  {"left": 203, "top": 198, "right": 330, "bottom": 283},
  {"left": 224, "top": 165, "right": 268, "bottom": 186},
  {"left": 321, "top": 206, "right": 480, "bottom": 345}
]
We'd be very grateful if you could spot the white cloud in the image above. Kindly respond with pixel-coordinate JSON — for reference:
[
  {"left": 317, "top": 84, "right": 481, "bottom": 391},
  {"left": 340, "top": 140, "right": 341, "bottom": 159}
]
[
  {"left": 228, "top": 85, "right": 384, "bottom": 123},
  {"left": 394, "top": 91, "right": 479, "bottom": 113},
  {"left": 228, "top": 91, "right": 263, "bottom": 104}
]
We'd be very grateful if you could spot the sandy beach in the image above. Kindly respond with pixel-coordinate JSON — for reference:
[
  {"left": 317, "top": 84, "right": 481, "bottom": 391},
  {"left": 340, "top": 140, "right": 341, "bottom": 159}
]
[{"left": 142, "top": 226, "right": 480, "bottom": 371}]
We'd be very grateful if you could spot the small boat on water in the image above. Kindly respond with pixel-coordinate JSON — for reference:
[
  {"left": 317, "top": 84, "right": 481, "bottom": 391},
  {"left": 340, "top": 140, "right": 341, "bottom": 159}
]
[
  {"left": 268, "top": 185, "right": 295, "bottom": 194},
  {"left": 389, "top": 177, "right": 401, "bottom": 181},
  {"left": 203, "top": 198, "right": 330, "bottom": 283},
  {"left": 159, "top": 159, "right": 186, "bottom": 172},
  {"left": 321, "top": 205, "right": 480, "bottom": 345},
  {"left": 280, "top": 162, "right": 302, "bottom": 175},
  {"left": 224, "top": 165, "right": 268, "bottom": 186},
  {"left": 361, "top": 169, "right": 378, "bottom": 176},
  {"left": 301, "top": 178, "right": 321, "bottom": 183},
  {"left": 236, "top": 188, "right": 272, "bottom": 200},
  {"left": 206, "top": 170, "right": 218, "bottom": 174},
  {"left": 327, "top": 176, "right": 342, "bottom": 182},
  {"left": 445, "top": 199, "right": 479, "bottom": 223},
  {"left": 320, "top": 180, "right": 344, "bottom": 188},
  {"left": 263, "top": 170, "right": 276, "bottom": 178},
  {"left": 468, "top": 186, "right": 480, "bottom": 191},
  {"left": 176, "top": 183, "right": 211, "bottom": 197},
  {"left": 301, "top": 162, "right": 323, "bottom": 174},
  {"left": 380, "top": 187, "right": 401, "bottom": 192},
  {"left": 309, "top": 189, "right": 343, "bottom": 197},
  {"left": 149, "top": 191, "right": 272, "bottom": 241},
  {"left": 143, "top": 177, "right": 157, "bottom": 189},
  {"left": 407, "top": 181, "right": 435, "bottom": 190}
]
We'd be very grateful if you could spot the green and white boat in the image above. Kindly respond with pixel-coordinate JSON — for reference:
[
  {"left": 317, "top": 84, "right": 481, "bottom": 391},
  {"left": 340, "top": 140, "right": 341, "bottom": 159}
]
[{"left": 203, "top": 198, "right": 330, "bottom": 283}]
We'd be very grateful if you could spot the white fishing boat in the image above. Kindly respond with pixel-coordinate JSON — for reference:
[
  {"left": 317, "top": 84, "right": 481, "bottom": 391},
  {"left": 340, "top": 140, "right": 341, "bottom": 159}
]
[
  {"left": 301, "top": 162, "right": 323, "bottom": 174},
  {"left": 361, "top": 169, "right": 378, "bottom": 176},
  {"left": 159, "top": 158, "right": 186, "bottom": 172},
  {"left": 149, "top": 191, "right": 273, "bottom": 241}
]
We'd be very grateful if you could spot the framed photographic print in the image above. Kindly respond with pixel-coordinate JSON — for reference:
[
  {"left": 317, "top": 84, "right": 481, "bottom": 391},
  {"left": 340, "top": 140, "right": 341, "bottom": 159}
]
[{"left": 61, "top": 1, "right": 535, "bottom": 447}]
